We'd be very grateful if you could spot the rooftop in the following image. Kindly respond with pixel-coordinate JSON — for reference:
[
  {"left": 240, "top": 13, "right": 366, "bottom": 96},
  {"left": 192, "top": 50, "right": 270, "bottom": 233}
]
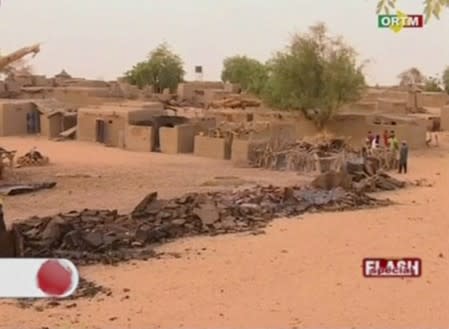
[{"left": 78, "top": 103, "right": 163, "bottom": 116}]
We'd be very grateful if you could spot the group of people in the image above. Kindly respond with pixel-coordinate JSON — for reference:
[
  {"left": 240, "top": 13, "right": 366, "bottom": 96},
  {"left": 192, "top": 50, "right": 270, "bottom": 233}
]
[{"left": 364, "top": 129, "right": 409, "bottom": 174}]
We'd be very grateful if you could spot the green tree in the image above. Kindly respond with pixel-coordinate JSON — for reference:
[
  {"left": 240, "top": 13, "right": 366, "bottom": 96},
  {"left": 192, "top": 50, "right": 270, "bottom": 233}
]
[
  {"left": 442, "top": 67, "right": 449, "bottom": 93},
  {"left": 221, "top": 56, "right": 268, "bottom": 95},
  {"left": 263, "top": 23, "right": 366, "bottom": 129},
  {"left": 376, "top": 0, "right": 449, "bottom": 22},
  {"left": 423, "top": 76, "right": 443, "bottom": 92},
  {"left": 124, "top": 43, "right": 185, "bottom": 92},
  {"left": 397, "top": 67, "right": 426, "bottom": 87}
]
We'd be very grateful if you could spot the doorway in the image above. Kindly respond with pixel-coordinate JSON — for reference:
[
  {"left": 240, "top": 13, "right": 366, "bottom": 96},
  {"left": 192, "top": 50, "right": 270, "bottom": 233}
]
[
  {"left": 96, "top": 119, "right": 106, "bottom": 143},
  {"left": 26, "top": 110, "right": 41, "bottom": 134}
]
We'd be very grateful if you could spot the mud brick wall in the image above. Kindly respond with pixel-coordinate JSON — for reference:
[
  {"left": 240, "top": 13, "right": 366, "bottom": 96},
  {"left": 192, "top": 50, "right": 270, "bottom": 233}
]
[
  {"left": 0, "top": 82, "right": 6, "bottom": 97},
  {"left": 341, "top": 101, "right": 378, "bottom": 112},
  {"left": 160, "top": 124, "right": 197, "bottom": 154},
  {"left": 441, "top": 106, "right": 449, "bottom": 131},
  {"left": 407, "top": 91, "right": 423, "bottom": 109},
  {"left": 327, "top": 114, "right": 426, "bottom": 148},
  {"left": 125, "top": 125, "right": 153, "bottom": 152},
  {"left": 11, "top": 76, "right": 34, "bottom": 87},
  {"left": 191, "top": 117, "right": 217, "bottom": 131},
  {"left": 231, "top": 139, "right": 266, "bottom": 166},
  {"left": 32, "top": 75, "right": 52, "bottom": 87},
  {"left": 390, "top": 122, "right": 426, "bottom": 148},
  {"left": 0, "top": 101, "right": 36, "bottom": 136},
  {"left": 63, "top": 114, "right": 77, "bottom": 131},
  {"left": 194, "top": 136, "right": 231, "bottom": 159},
  {"left": 377, "top": 90, "right": 408, "bottom": 102},
  {"left": 77, "top": 111, "right": 126, "bottom": 146},
  {"left": 177, "top": 81, "right": 225, "bottom": 101},
  {"left": 40, "top": 114, "right": 63, "bottom": 139},
  {"left": 51, "top": 88, "right": 106, "bottom": 107},
  {"left": 377, "top": 99, "right": 407, "bottom": 114},
  {"left": 421, "top": 92, "right": 449, "bottom": 108},
  {"left": 5, "top": 80, "right": 21, "bottom": 94}
]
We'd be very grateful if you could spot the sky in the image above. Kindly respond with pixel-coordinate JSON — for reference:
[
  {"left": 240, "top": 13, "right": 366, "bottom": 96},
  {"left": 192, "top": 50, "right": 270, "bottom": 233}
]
[{"left": 0, "top": 0, "right": 448, "bottom": 85}]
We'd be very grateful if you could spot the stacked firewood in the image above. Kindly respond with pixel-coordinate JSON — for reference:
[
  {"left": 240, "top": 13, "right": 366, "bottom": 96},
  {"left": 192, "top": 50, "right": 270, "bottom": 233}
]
[
  {"left": 207, "top": 96, "right": 261, "bottom": 109},
  {"left": 201, "top": 122, "right": 268, "bottom": 139},
  {"left": 249, "top": 137, "right": 352, "bottom": 173},
  {"left": 16, "top": 148, "right": 49, "bottom": 168}
]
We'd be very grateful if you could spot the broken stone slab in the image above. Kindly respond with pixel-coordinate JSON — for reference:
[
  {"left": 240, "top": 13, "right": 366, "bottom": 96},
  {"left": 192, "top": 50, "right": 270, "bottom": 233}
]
[
  {"left": 132, "top": 192, "right": 158, "bottom": 214},
  {"left": 82, "top": 231, "right": 104, "bottom": 249},
  {"left": 193, "top": 202, "right": 220, "bottom": 225},
  {"left": 0, "top": 182, "right": 56, "bottom": 196}
]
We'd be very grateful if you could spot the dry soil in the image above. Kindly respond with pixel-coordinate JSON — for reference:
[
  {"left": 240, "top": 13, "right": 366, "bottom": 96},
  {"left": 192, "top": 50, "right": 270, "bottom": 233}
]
[{"left": 0, "top": 135, "right": 448, "bottom": 329}]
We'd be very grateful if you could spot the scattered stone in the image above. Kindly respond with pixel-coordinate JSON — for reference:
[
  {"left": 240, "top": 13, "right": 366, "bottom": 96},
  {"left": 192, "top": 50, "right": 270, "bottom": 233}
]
[
  {"left": 11, "top": 184, "right": 392, "bottom": 265},
  {"left": 412, "top": 178, "right": 433, "bottom": 187}
]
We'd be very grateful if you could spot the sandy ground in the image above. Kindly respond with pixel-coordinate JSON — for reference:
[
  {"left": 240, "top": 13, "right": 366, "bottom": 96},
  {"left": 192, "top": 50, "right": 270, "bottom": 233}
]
[{"left": 0, "top": 135, "right": 448, "bottom": 328}]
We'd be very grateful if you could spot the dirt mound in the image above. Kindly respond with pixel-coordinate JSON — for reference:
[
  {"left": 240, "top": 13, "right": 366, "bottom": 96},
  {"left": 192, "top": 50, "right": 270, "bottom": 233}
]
[{"left": 13, "top": 185, "right": 392, "bottom": 265}]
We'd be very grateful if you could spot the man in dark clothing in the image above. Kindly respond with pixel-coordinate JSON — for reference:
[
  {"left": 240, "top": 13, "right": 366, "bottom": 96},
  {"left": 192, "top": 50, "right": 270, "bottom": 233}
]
[{"left": 399, "top": 140, "right": 408, "bottom": 174}]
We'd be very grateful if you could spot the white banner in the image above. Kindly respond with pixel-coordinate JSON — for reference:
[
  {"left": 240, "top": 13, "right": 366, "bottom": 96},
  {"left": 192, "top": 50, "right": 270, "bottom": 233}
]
[{"left": 0, "top": 258, "right": 79, "bottom": 298}]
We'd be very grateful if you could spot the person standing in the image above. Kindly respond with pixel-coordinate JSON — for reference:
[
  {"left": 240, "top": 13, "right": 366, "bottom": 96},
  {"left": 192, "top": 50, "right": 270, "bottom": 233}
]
[
  {"left": 371, "top": 134, "right": 380, "bottom": 149},
  {"left": 399, "top": 140, "right": 409, "bottom": 174},
  {"left": 389, "top": 131, "right": 400, "bottom": 169},
  {"left": 383, "top": 129, "right": 390, "bottom": 147},
  {"left": 367, "top": 131, "right": 374, "bottom": 146}
]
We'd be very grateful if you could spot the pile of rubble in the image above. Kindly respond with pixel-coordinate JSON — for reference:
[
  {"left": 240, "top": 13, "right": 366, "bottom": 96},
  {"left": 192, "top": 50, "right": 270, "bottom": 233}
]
[
  {"left": 311, "top": 158, "right": 406, "bottom": 193},
  {"left": 12, "top": 185, "right": 392, "bottom": 265},
  {"left": 249, "top": 137, "right": 353, "bottom": 173},
  {"left": 16, "top": 148, "right": 49, "bottom": 168}
]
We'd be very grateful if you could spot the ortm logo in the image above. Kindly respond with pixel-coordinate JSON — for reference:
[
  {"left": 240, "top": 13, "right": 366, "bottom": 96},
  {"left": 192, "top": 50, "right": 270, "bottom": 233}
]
[{"left": 378, "top": 10, "right": 424, "bottom": 33}]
